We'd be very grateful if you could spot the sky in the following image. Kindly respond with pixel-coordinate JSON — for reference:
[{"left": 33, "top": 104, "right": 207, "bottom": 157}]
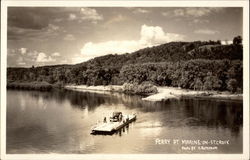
[{"left": 7, "top": 7, "right": 243, "bottom": 67}]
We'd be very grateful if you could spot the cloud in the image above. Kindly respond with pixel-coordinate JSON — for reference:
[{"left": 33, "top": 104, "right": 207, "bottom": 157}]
[
  {"left": 221, "top": 40, "right": 233, "bottom": 45},
  {"left": 139, "top": 25, "right": 183, "bottom": 45},
  {"left": 52, "top": 52, "right": 61, "bottom": 57},
  {"left": 27, "top": 50, "right": 39, "bottom": 60},
  {"left": 19, "top": 48, "right": 27, "bottom": 55},
  {"left": 188, "top": 19, "right": 210, "bottom": 26},
  {"left": 194, "top": 29, "right": 219, "bottom": 35},
  {"left": 80, "top": 24, "right": 184, "bottom": 62},
  {"left": 63, "top": 34, "right": 76, "bottom": 41},
  {"left": 8, "top": 23, "right": 61, "bottom": 40},
  {"left": 7, "top": 48, "right": 17, "bottom": 57},
  {"left": 18, "top": 62, "right": 26, "bottom": 66},
  {"left": 8, "top": 7, "right": 50, "bottom": 30},
  {"left": 133, "top": 8, "right": 150, "bottom": 14},
  {"left": 174, "top": 9, "right": 185, "bottom": 16},
  {"left": 53, "top": 18, "right": 63, "bottom": 22},
  {"left": 8, "top": 7, "right": 76, "bottom": 30},
  {"left": 81, "top": 41, "right": 139, "bottom": 59},
  {"left": 8, "top": 48, "right": 62, "bottom": 67},
  {"left": 36, "top": 52, "right": 56, "bottom": 63},
  {"left": 16, "top": 57, "right": 26, "bottom": 66},
  {"left": 47, "top": 24, "right": 60, "bottom": 31},
  {"left": 60, "top": 59, "right": 68, "bottom": 64},
  {"left": 104, "top": 15, "right": 127, "bottom": 26},
  {"left": 79, "top": 8, "right": 103, "bottom": 23},
  {"left": 192, "top": 19, "right": 209, "bottom": 24},
  {"left": 71, "top": 55, "right": 87, "bottom": 64},
  {"left": 68, "top": 13, "right": 77, "bottom": 20},
  {"left": 174, "top": 8, "right": 223, "bottom": 17},
  {"left": 63, "top": 8, "right": 103, "bottom": 24},
  {"left": 17, "top": 57, "right": 23, "bottom": 63},
  {"left": 8, "top": 7, "right": 102, "bottom": 40},
  {"left": 162, "top": 12, "right": 170, "bottom": 16}
]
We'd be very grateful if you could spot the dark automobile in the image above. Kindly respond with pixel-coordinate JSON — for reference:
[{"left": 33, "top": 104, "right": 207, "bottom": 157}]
[{"left": 110, "top": 112, "right": 122, "bottom": 122}]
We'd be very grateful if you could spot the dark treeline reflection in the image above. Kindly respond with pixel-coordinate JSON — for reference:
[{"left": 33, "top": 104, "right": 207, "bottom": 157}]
[{"left": 25, "top": 89, "right": 243, "bottom": 136}]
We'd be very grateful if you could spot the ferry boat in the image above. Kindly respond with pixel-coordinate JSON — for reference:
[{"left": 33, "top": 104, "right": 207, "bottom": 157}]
[{"left": 91, "top": 112, "right": 136, "bottom": 135}]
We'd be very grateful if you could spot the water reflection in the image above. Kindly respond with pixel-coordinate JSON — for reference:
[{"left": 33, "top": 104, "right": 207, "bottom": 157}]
[
  {"left": 7, "top": 89, "right": 243, "bottom": 154},
  {"left": 18, "top": 89, "right": 243, "bottom": 135}
]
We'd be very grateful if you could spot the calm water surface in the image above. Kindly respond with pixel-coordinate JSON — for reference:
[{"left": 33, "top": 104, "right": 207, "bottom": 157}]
[{"left": 7, "top": 89, "right": 243, "bottom": 154}]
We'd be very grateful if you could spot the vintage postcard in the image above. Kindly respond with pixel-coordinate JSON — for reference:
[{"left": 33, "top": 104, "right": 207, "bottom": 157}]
[{"left": 1, "top": 0, "right": 249, "bottom": 160}]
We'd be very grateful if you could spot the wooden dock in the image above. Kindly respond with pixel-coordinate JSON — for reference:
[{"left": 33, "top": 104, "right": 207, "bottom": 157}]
[{"left": 91, "top": 114, "right": 136, "bottom": 134}]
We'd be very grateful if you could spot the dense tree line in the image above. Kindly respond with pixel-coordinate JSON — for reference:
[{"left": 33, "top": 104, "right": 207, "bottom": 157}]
[
  {"left": 7, "top": 39, "right": 243, "bottom": 93},
  {"left": 119, "top": 59, "right": 242, "bottom": 92}
]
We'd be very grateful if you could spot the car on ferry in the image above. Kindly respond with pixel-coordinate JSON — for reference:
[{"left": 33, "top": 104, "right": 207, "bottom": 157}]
[{"left": 109, "top": 112, "right": 122, "bottom": 122}]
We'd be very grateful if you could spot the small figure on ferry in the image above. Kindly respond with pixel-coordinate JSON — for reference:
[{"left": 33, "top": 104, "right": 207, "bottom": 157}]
[{"left": 119, "top": 113, "right": 123, "bottom": 122}]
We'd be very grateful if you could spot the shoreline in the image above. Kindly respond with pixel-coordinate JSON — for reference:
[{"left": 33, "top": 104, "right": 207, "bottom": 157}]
[
  {"left": 7, "top": 81, "right": 53, "bottom": 91},
  {"left": 142, "top": 86, "right": 242, "bottom": 101},
  {"left": 65, "top": 85, "right": 243, "bottom": 101}
]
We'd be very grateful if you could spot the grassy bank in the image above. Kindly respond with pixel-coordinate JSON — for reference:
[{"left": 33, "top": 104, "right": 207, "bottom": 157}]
[{"left": 7, "top": 81, "right": 53, "bottom": 91}]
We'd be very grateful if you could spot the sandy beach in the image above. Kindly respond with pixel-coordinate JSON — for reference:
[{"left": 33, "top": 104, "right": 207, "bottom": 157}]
[
  {"left": 65, "top": 85, "right": 242, "bottom": 101},
  {"left": 142, "top": 86, "right": 242, "bottom": 101}
]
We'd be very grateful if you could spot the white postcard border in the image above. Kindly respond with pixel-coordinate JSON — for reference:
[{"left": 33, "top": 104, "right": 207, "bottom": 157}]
[{"left": 1, "top": 1, "right": 249, "bottom": 160}]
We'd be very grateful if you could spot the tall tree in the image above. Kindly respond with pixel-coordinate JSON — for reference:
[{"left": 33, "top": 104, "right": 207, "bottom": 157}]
[{"left": 233, "top": 36, "right": 242, "bottom": 45}]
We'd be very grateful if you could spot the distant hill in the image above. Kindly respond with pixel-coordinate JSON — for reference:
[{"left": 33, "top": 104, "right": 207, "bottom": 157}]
[
  {"left": 7, "top": 40, "right": 243, "bottom": 92},
  {"left": 78, "top": 41, "right": 242, "bottom": 69}
]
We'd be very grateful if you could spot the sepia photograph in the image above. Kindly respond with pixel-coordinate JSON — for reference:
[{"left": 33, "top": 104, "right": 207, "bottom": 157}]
[{"left": 1, "top": 0, "right": 249, "bottom": 160}]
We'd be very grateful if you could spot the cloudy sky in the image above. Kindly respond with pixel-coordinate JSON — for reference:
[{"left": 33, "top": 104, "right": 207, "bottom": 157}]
[{"left": 7, "top": 7, "right": 242, "bottom": 67}]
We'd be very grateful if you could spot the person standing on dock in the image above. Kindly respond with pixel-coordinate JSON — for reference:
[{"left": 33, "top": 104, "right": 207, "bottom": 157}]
[
  {"left": 103, "top": 117, "right": 107, "bottom": 123},
  {"left": 119, "top": 113, "right": 123, "bottom": 122}
]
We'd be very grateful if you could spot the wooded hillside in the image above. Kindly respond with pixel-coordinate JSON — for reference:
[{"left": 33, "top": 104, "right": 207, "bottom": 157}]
[{"left": 7, "top": 38, "right": 243, "bottom": 92}]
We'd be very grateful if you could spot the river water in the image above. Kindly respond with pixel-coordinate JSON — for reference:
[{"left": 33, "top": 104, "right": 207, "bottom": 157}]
[{"left": 7, "top": 89, "right": 243, "bottom": 154}]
